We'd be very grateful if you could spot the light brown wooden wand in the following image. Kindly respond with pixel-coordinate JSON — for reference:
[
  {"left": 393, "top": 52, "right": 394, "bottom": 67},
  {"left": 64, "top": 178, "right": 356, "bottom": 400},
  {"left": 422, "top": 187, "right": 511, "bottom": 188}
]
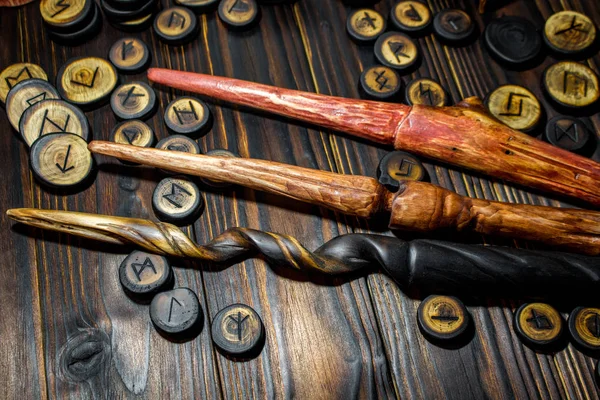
[
  {"left": 89, "top": 141, "right": 600, "bottom": 255},
  {"left": 147, "top": 68, "right": 600, "bottom": 207}
]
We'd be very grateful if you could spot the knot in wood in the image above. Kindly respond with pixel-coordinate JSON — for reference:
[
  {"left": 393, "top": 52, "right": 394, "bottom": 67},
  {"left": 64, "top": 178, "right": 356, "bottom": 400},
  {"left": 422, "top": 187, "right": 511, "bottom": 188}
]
[{"left": 58, "top": 329, "right": 111, "bottom": 383}]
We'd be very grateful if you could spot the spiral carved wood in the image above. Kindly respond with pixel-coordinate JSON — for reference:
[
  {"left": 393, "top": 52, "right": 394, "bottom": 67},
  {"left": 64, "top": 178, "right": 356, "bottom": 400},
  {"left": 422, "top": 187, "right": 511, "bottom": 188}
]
[{"left": 7, "top": 208, "right": 600, "bottom": 302}]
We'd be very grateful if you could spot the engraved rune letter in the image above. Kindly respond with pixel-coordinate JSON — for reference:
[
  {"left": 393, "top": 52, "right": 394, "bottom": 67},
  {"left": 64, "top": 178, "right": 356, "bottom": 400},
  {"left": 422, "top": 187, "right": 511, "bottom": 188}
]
[
  {"left": 51, "top": 0, "right": 70, "bottom": 17},
  {"left": 499, "top": 92, "right": 530, "bottom": 117},
  {"left": 118, "top": 86, "right": 145, "bottom": 106},
  {"left": 131, "top": 257, "right": 157, "bottom": 281},
  {"left": 168, "top": 11, "right": 186, "bottom": 29},
  {"left": 228, "top": 312, "right": 249, "bottom": 341},
  {"left": 38, "top": 109, "right": 71, "bottom": 138},
  {"left": 388, "top": 41, "right": 409, "bottom": 62},
  {"left": 163, "top": 183, "right": 192, "bottom": 208},
  {"left": 5, "top": 66, "right": 32, "bottom": 90},
  {"left": 173, "top": 101, "right": 199, "bottom": 125},
  {"left": 373, "top": 70, "right": 391, "bottom": 90},
  {"left": 229, "top": 0, "right": 250, "bottom": 13},
  {"left": 121, "top": 41, "right": 135, "bottom": 60},
  {"left": 394, "top": 159, "right": 415, "bottom": 177},
  {"left": 563, "top": 71, "right": 588, "bottom": 96},
  {"left": 526, "top": 309, "right": 553, "bottom": 330},
  {"left": 168, "top": 297, "right": 182, "bottom": 322}
]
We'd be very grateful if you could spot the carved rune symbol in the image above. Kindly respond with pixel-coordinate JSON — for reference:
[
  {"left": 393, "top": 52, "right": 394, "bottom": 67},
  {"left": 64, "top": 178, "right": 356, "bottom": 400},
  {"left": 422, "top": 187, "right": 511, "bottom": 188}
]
[
  {"left": 588, "top": 313, "right": 600, "bottom": 338},
  {"left": 418, "top": 82, "right": 433, "bottom": 105},
  {"left": 118, "top": 86, "right": 145, "bottom": 106},
  {"left": 168, "top": 11, "right": 186, "bottom": 29},
  {"left": 563, "top": 71, "right": 588, "bottom": 96},
  {"left": 431, "top": 313, "right": 459, "bottom": 323},
  {"left": 228, "top": 312, "right": 249, "bottom": 341},
  {"left": 51, "top": 0, "right": 70, "bottom": 17},
  {"left": 358, "top": 12, "right": 377, "bottom": 30},
  {"left": 554, "top": 123, "right": 579, "bottom": 143},
  {"left": 71, "top": 67, "right": 99, "bottom": 88},
  {"left": 5, "top": 66, "right": 32, "bottom": 90},
  {"left": 499, "top": 92, "right": 530, "bottom": 117},
  {"left": 405, "top": 4, "right": 422, "bottom": 21},
  {"left": 122, "top": 128, "right": 140, "bottom": 144},
  {"left": 163, "top": 183, "right": 192, "bottom": 208},
  {"left": 373, "top": 70, "right": 392, "bottom": 91},
  {"left": 121, "top": 41, "right": 135, "bottom": 60},
  {"left": 394, "top": 159, "right": 416, "bottom": 177},
  {"left": 167, "top": 144, "right": 188, "bottom": 151},
  {"left": 26, "top": 91, "right": 48, "bottom": 107},
  {"left": 168, "top": 297, "right": 182, "bottom": 323},
  {"left": 388, "top": 41, "right": 409, "bottom": 62},
  {"left": 526, "top": 309, "right": 553, "bottom": 330},
  {"left": 38, "top": 109, "right": 71, "bottom": 138},
  {"left": 229, "top": 0, "right": 249, "bottom": 13},
  {"left": 447, "top": 16, "right": 463, "bottom": 31},
  {"left": 55, "top": 144, "right": 75, "bottom": 173},
  {"left": 173, "top": 101, "right": 199, "bottom": 125},
  {"left": 554, "top": 16, "right": 588, "bottom": 36},
  {"left": 131, "top": 257, "right": 157, "bottom": 281}
]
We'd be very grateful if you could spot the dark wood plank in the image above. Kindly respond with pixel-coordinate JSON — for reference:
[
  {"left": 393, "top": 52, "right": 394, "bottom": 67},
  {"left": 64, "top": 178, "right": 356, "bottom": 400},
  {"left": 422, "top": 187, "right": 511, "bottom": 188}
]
[{"left": 0, "top": 0, "right": 599, "bottom": 398}]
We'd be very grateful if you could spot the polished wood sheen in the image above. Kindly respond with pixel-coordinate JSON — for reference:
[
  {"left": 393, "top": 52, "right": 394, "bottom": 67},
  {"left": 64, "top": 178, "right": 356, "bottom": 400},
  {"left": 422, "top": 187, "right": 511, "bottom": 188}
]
[
  {"left": 147, "top": 69, "right": 600, "bottom": 207},
  {"left": 89, "top": 141, "right": 600, "bottom": 254},
  {"left": 2, "top": 1, "right": 600, "bottom": 398}
]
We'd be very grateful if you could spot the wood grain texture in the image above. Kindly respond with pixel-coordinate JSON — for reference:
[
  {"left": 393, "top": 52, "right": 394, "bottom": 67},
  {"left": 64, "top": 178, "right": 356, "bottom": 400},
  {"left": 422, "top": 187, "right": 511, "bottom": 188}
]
[
  {"left": 89, "top": 141, "right": 600, "bottom": 253},
  {"left": 148, "top": 68, "right": 600, "bottom": 207},
  {"left": 0, "top": 0, "right": 599, "bottom": 399}
]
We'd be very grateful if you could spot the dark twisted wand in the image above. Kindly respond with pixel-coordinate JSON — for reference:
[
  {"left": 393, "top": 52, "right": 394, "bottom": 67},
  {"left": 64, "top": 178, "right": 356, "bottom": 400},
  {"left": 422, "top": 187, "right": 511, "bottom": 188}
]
[{"left": 7, "top": 208, "right": 600, "bottom": 303}]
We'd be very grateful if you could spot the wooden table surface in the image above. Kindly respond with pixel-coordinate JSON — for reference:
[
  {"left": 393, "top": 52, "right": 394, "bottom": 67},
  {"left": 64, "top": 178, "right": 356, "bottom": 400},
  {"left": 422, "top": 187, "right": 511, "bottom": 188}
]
[{"left": 1, "top": 0, "right": 599, "bottom": 398}]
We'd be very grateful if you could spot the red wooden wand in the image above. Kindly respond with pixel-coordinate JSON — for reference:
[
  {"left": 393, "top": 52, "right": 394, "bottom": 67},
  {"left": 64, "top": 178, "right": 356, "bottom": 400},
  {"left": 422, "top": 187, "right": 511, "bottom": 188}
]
[{"left": 147, "top": 68, "right": 600, "bottom": 207}]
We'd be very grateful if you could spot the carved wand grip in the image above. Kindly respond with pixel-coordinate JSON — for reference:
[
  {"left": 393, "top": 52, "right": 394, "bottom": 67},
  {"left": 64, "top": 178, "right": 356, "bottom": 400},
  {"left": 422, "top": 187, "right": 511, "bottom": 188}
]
[
  {"left": 90, "top": 142, "right": 600, "bottom": 255},
  {"left": 147, "top": 68, "right": 600, "bottom": 206},
  {"left": 390, "top": 181, "right": 600, "bottom": 255},
  {"left": 7, "top": 209, "right": 600, "bottom": 303}
]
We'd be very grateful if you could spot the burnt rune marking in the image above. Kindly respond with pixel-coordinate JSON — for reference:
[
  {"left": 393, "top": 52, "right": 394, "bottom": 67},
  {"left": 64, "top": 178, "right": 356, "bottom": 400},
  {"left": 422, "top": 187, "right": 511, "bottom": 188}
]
[
  {"left": 168, "top": 11, "right": 186, "bottom": 29},
  {"left": 563, "top": 71, "right": 588, "bottom": 96},
  {"left": 394, "top": 159, "right": 416, "bottom": 177},
  {"left": 38, "top": 109, "right": 71, "bottom": 138},
  {"left": 373, "top": 70, "right": 391, "bottom": 91},
  {"left": 168, "top": 297, "right": 182, "bottom": 322},
  {"left": 358, "top": 12, "right": 377, "bottom": 29},
  {"left": 526, "top": 309, "right": 553, "bottom": 330},
  {"left": 388, "top": 41, "right": 409, "bottom": 62},
  {"left": 163, "top": 183, "right": 192, "bottom": 208},
  {"left": 122, "top": 128, "right": 140, "bottom": 144},
  {"left": 499, "top": 92, "right": 531, "bottom": 117},
  {"left": 5, "top": 66, "right": 32, "bottom": 89},
  {"left": 418, "top": 82, "right": 433, "bottom": 105},
  {"left": 228, "top": 0, "right": 250, "bottom": 13},
  {"left": 131, "top": 257, "right": 157, "bottom": 281},
  {"left": 25, "top": 91, "right": 48, "bottom": 107},
  {"left": 228, "top": 312, "right": 249, "bottom": 341},
  {"left": 173, "top": 101, "right": 199, "bottom": 125},
  {"left": 50, "top": 0, "right": 70, "bottom": 17},
  {"left": 554, "top": 16, "right": 588, "bottom": 36},
  {"left": 554, "top": 122, "right": 579, "bottom": 143},
  {"left": 405, "top": 4, "right": 422, "bottom": 21},
  {"left": 121, "top": 40, "right": 135, "bottom": 60},
  {"left": 71, "top": 67, "right": 99, "bottom": 88},
  {"left": 55, "top": 144, "right": 75, "bottom": 173},
  {"left": 118, "top": 86, "right": 145, "bottom": 106}
]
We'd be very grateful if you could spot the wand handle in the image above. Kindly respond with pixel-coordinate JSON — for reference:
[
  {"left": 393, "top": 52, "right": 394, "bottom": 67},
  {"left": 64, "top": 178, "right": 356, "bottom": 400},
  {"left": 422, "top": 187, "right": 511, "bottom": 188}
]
[
  {"left": 390, "top": 181, "right": 600, "bottom": 255},
  {"left": 7, "top": 209, "right": 600, "bottom": 303},
  {"left": 147, "top": 69, "right": 600, "bottom": 206}
]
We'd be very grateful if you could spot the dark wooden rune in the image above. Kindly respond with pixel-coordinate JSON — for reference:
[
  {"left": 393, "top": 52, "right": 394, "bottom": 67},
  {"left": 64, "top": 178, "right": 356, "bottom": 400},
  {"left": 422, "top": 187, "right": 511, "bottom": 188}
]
[{"left": 1, "top": 0, "right": 599, "bottom": 398}]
